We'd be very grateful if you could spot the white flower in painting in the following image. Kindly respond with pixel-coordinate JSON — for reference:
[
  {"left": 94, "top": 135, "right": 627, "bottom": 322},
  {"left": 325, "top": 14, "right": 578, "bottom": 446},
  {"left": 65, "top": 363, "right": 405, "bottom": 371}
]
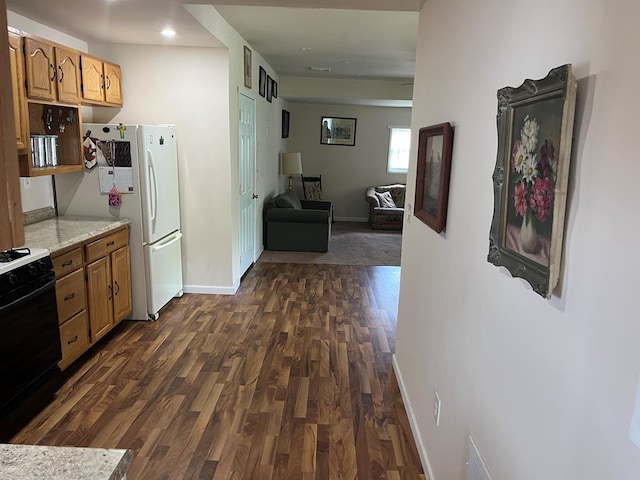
[
  {"left": 512, "top": 141, "right": 528, "bottom": 173},
  {"left": 522, "top": 153, "right": 538, "bottom": 184},
  {"left": 520, "top": 115, "right": 539, "bottom": 153}
]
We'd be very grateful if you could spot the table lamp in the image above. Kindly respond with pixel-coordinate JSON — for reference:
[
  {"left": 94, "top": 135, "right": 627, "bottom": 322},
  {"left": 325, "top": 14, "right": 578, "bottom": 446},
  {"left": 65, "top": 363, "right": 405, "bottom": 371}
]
[{"left": 282, "top": 152, "right": 303, "bottom": 191}]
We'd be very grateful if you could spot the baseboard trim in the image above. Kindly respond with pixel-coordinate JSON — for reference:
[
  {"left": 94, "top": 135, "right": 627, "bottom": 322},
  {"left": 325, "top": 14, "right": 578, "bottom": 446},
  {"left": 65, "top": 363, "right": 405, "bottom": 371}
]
[
  {"left": 334, "top": 216, "right": 368, "bottom": 223},
  {"left": 183, "top": 282, "right": 239, "bottom": 295},
  {"left": 254, "top": 245, "right": 264, "bottom": 261},
  {"left": 392, "top": 354, "right": 436, "bottom": 480}
]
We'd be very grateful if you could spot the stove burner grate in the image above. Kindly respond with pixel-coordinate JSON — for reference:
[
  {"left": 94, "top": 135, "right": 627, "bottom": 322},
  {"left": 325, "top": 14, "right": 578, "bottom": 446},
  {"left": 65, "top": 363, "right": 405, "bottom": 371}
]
[{"left": 0, "top": 247, "right": 32, "bottom": 263}]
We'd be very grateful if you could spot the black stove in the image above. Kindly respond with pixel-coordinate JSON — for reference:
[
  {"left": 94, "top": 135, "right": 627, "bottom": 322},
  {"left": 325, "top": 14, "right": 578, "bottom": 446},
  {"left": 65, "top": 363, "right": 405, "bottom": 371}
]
[
  {"left": 0, "top": 247, "right": 32, "bottom": 263},
  {"left": 0, "top": 247, "right": 62, "bottom": 442}
]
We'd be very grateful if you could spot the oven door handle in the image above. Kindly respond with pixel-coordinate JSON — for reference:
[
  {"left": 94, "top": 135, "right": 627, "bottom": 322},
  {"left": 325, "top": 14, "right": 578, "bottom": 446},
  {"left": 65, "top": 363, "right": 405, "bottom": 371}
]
[{"left": 0, "top": 276, "right": 55, "bottom": 314}]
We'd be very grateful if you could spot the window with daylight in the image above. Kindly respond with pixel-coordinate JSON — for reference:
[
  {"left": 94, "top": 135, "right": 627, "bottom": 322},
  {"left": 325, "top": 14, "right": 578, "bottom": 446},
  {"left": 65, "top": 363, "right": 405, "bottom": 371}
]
[{"left": 387, "top": 127, "right": 411, "bottom": 174}]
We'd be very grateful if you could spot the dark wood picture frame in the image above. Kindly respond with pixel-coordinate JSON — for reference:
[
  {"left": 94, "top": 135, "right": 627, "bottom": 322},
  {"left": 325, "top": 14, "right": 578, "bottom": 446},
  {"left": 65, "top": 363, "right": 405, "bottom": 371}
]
[
  {"left": 413, "top": 122, "right": 454, "bottom": 233},
  {"left": 266, "top": 76, "right": 273, "bottom": 103},
  {"left": 272, "top": 80, "right": 278, "bottom": 98},
  {"left": 282, "top": 110, "right": 290, "bottom": 138},
  {"left": 487, "top": 64, "right": 577, "bottom": 298},
  {"left": 320, "top": 116, "right": 357, "bottom": 146},
  {"left": 243, "top": 46, "right": 252, "bottom": 89},
  {"left": 259, "top": 67, "right": 266, "bottom": 97}
]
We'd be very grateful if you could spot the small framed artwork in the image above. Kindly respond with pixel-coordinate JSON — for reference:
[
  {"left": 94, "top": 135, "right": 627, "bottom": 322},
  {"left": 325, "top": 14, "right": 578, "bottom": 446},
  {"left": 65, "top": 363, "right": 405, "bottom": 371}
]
[
  {"left": 487, "top": 64, "right": 577, "bottom": 298},
  {"left": 413, "top": 122, "right": 454, "bottom": 233},
  {"left": 272, "top": 80, "right": 278, "bottom": 98},
  {"left": 282, "top": 110, "right": 290, "bottom": 138},
  {"left": 259, "top": 67, "right": 266, "bottom": 97},
  {"left": 266, "top": 76, "right": 273, "bottom": 103},
  {"left": 243, "top": 46, "right": 252, "bottom": 89},
  {"left": 320, "top": 116, "right": 356, "bottom": 146}
]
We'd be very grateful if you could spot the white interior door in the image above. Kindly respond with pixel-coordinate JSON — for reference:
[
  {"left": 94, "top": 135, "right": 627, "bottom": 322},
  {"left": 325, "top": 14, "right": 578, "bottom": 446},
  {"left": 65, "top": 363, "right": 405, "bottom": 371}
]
[{"left": 239, "top": 92, "right": 256, "bottom": 277}]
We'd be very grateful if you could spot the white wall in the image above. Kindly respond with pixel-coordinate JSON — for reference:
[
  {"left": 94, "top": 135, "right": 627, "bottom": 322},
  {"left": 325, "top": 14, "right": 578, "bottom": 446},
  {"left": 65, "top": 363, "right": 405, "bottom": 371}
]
[
  {"left": 7, "top": 11, "right": 89, "bottom": 213},
  {"left": 185, "top": 4, "right": 288, "bottom": 275},
  {"left": 89, "top": 43, "right": 235, "bottom": 293},
  {"left": 396, "top": 0, "right": 640, "bottom": 479},
  {"left": 286, "top": 102, "right": 409, "bottom": 220}
]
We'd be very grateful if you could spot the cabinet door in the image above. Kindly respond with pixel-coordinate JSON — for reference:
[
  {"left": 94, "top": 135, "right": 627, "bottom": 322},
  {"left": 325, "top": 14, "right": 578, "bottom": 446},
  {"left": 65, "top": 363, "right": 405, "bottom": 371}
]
[
  {"left": 111, "top": 245, "right": 132, "bottom": 324},
  {"left": 81, "top": 55, "right": 105, "bottom": 103},
  {"left": 55, "top": 46, "right": 81, "bottom": 104},
  {"left": 24, "top": 37, "right": 56, "bottom": 101},
  {"left": 86, "top": 256, "right": 113, "bottom": 342},
  {"left": 8, "top": 31, "right": 28, "bottom": 151},
  {"left": 103, "top": 62, "right": 123, "bottom": 106}
]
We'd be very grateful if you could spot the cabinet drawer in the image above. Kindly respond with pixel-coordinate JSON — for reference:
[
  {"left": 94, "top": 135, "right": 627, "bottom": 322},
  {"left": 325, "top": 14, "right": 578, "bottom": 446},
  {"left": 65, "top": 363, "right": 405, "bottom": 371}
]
[
  {"left": 59, "top": 310, "right": 90, "bottom": 370},
  {"left": 56, "top": 268, "right": 86, "bottom": 323},
  {"left": 52, "top": 248, "right": 83, "bottom": 278},
  {"left": 85, "top": 228, "right": 128, "bottom": 263}
]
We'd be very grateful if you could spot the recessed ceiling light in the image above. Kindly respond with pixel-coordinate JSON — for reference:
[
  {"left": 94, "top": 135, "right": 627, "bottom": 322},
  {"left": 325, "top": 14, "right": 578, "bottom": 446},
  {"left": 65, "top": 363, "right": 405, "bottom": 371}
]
[
  {"left": 301, "top": 47, "right": 312, "bottom": 51},
  {"left": 161, "top": 27, "right": 176, "bottom": 37}
]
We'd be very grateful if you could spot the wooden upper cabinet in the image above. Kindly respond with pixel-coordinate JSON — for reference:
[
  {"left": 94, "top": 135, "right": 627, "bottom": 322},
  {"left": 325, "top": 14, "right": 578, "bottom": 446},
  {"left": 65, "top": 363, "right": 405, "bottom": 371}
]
[
  {"left": 81, "top": 55, "right": 123, "bottom": 107},
  {"left": 104, "top": 62, "right": 122, "bottom": 106},
  {"left": 55, "top": 46, "right": 81, "bottom": 104},
  {"left": 7, "top": 31, "right": 28, "bottom": 151},
  {"left": 24, "top": 37, "right": 82, "bottom": 105},
  {"left": 24, "top": 37, "right": 56, "bottom": 101},
  {"left": 81, "top": 55, "right": 105, "bottom": 103}
]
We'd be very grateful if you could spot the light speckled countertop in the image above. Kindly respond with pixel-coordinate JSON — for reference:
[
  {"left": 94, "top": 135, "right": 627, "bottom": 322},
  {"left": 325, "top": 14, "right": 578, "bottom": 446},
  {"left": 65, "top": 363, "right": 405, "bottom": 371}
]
[
  {"left": 23, "top": 216, "right": 130, "bottom": 255},
  {"left": 0, "top": 444, "right": 133, "bottom": 480}
]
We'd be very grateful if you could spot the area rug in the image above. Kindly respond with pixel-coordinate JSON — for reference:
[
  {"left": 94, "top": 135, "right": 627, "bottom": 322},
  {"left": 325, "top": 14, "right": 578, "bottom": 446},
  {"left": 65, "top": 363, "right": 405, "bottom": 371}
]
[{"left": 258, "top": 222, "right": 402, "bottom": 266}]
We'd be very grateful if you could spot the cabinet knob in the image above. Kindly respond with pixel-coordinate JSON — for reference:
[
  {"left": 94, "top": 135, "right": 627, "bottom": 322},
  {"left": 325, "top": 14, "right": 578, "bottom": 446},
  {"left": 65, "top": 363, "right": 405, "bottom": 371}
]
[
  {"left": 58, "top": 65, "right": 64, "bottom": 83},
  {"left": 49, "top": 64, "right": 56, "bottom": 82}
]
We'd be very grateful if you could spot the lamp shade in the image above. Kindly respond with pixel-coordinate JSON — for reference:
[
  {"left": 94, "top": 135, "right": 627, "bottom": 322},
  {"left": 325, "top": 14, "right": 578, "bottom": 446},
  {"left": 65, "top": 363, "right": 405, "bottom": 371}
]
[{"left": 282, "top": 152, "right": 303, "bottom": 175}]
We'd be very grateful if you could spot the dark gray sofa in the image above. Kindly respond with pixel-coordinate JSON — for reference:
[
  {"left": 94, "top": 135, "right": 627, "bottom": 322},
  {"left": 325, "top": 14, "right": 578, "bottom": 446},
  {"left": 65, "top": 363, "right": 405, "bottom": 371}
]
[{"left": 264, "top": 191, "right": 332, "bottom": 252}]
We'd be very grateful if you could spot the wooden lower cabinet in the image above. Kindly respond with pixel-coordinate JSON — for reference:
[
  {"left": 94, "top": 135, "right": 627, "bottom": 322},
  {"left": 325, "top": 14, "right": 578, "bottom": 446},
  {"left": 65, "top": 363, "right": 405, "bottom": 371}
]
[
  {"left": 86, "top": 255, "right": 113, "bottom": 343},
  {"left": 112, "top": 246, "right": 132, "bottom": 325},
  {"left": 59, "top": 311, "right": 90, "bottom": 370},
  {"left": 52, "top": 226, "right": 132, "bottom": 370}
]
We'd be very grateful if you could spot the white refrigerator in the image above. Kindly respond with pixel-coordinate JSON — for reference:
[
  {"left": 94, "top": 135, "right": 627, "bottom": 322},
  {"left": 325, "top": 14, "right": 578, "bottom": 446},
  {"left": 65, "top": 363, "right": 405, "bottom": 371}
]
[{"left": 55, "top": 124, "right": 183, "bottom": 320}]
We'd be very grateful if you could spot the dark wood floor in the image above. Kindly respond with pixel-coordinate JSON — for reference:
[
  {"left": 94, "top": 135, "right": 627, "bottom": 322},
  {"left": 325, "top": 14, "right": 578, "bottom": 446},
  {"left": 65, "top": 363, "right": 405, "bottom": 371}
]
[{"left": 13, "top": 263, "right": 425, "bottom": 480}]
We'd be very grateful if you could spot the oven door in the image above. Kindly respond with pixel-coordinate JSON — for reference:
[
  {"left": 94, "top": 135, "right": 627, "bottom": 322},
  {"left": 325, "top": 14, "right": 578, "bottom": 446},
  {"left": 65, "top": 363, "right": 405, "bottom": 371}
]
[{"left": 0, "top": 272, "right": 62, "bottom": 410}]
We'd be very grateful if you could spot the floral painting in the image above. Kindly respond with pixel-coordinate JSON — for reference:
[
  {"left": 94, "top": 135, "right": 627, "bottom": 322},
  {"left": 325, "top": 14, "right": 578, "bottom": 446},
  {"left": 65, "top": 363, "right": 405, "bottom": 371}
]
[
  {"left": 488, "top": 64, "right": 577, "bottom": 298},
  {"left": 504, "top": 96, "right": 564, "bottom": 267}
]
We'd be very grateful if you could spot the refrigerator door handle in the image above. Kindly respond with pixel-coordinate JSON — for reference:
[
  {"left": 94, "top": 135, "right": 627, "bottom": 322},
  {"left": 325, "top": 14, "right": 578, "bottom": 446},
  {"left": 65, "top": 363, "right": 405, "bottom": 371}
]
[
  {"left": 151, "top": 231, "right": 182, "bottom": 252},
  {"left": 147, "top": 149, "right": 159, "bottom": 224}
]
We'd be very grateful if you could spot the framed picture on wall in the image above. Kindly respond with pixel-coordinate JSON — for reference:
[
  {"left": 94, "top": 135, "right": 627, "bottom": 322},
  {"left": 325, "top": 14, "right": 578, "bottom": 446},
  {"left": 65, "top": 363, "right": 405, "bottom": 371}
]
[
  {"left": 259, "top": 67, "right": 266, "bottom": 97},
  {"left": 273, "top": 80, "right": 278, "bottom": 98},
  {"left": 413, "top": 122, "right": 454, "bottom": 233},
  {"left": 282, "top": 110, "right": 290, "bottom": 138},
  {"left": 487, "top": 64, "right": 577, "bottom": 298},
  {"left": 267, "top": 76, "right": 273, "bottom": 103},
  {"left": 320, "top": 116, "right": 357, "bottom": 146},
  {"left": 243, "top": 46, "right": 252, "bottom": 89}
]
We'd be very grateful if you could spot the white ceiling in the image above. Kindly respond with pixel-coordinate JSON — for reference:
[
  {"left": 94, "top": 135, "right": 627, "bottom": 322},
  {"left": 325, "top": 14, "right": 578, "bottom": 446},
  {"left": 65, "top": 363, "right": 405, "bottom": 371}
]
[{"left": 6, "top": 0, "right": 422, "bottom": 81}]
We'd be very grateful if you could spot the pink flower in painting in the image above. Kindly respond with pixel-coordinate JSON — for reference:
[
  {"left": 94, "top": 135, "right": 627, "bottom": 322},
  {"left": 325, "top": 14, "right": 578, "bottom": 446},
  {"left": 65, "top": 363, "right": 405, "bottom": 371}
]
[
  {"left": 531, "top": 176, "right": 553, "bottom": 222},
  {"left": 510, "top": 116, "right": 556, "bottom": 224},
  {"left": 514, "top": 182, "right": 528, "bottom": 217}
]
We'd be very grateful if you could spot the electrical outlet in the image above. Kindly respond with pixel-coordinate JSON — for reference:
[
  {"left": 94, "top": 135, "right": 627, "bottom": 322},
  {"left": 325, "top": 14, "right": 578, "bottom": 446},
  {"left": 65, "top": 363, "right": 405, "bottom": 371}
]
[
  {"left": 433, "top": 391, "right": 441, "bottom": 427},
  {"left": 406, "top": 202, "right": 412, "bottom": 223},
  {"left": 22, "top": 178, "right": 31, "bottom": 189}
]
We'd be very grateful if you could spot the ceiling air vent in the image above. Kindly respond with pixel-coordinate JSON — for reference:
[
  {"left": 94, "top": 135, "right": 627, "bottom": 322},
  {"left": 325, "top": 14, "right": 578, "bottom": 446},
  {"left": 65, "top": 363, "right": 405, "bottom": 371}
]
[{"left": 309, "top": 66, "right": 332, "bottom": 72}]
